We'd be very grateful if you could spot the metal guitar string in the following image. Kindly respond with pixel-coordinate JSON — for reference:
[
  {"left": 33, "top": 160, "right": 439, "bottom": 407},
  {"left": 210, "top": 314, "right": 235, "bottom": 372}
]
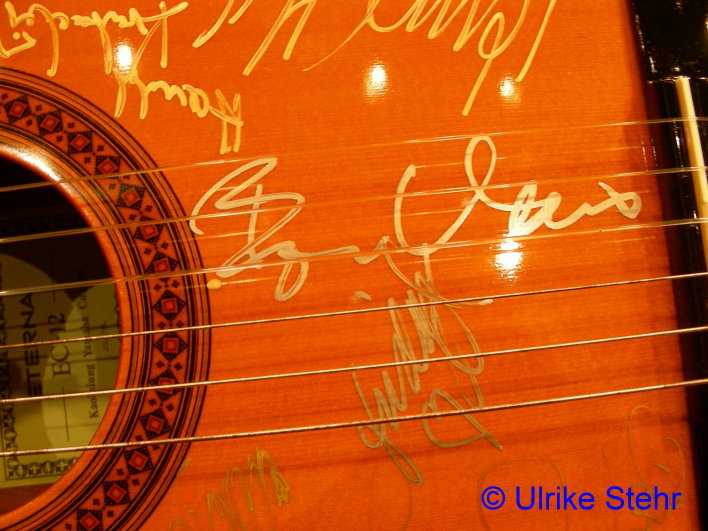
[
  {"left": 2, "top": 323, "right": 707, "bottom": 406},
  {"left": 0, "top": 120, "right": 702, "bottom": 299},
  {"left": 2, "top": 377, "right": 707, "bottom": 458},
  {"left": 0, "top": 163, "right": 702, "bottom": 247},
  {"left": 0, "top": 120, "right": 706, "bottom": 458},
  {"left": 0, "top": 206, "right": 707, "bottom": 300},
  {"left": 0, "top": 116, "right": 702, "bottom": 195},
  {"left": 0, "top": 269, "right": 706, "bottom": 354}
]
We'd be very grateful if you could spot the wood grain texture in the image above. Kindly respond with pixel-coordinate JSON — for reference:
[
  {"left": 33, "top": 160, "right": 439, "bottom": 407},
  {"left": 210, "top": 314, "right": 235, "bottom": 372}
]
[{"left": 0, "top": 1, "right": 701, "bottom": 529}]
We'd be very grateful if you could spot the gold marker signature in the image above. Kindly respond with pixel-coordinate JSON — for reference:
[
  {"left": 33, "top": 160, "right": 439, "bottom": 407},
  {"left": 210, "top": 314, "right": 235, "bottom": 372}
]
[
  {"left": 195, "top": 0, "right": 558, "bottom": 115},
  {"left": 0, "top": 1, "right": 243, "bottom": 154},
  {"left": 1, "top": 1, "right": 559, "bottom": 152},
  {"left": 112, "top": 15, "right": 244, "bottom": 155},
  {"left": 601, "top": 405, "right": 689, "bottom": 529},
  {"left": 195, "top": 0, "right": 316, "bottom": 79},
  {"left": 307, "top": 0, "right": 557, "bottom": 115},
  {"left": 168, "top": 448, "right": 289, "bottom": 531},
  {"left": 0, "top": 1, "right": 187, "bottom": 77}
]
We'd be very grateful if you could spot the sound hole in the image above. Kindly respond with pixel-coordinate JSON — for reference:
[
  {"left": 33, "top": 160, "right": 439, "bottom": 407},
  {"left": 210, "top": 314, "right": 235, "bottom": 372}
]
[{"left": 0, "top": 157, "right": 119, "bottom": 514}]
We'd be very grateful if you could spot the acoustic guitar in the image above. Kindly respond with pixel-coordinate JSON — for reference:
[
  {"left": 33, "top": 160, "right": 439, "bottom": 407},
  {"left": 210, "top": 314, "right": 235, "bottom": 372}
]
[{"left": 0, "top": 0, "right": 705, "bottom": 529}]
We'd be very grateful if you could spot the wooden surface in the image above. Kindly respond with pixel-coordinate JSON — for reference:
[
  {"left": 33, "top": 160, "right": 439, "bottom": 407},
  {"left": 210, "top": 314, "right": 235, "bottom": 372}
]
[{"left": 0, "top": 1, "right": 701, "bottom": 529}]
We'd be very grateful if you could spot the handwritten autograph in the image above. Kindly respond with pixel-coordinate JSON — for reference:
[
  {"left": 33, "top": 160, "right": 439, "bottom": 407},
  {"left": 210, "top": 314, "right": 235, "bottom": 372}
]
[
  {"left": 196, "top": 0, "right": 558, "bottom": 115},
  {"left": 192, "top": 134, "right": 642, "bottom": 300},
  {"left": 352, "top": 282, "right": 502, "bottom": 484},
  {"left": 189, "top": 135, "right": 643, "bottom": 482},
  {"left": 190, "top": 158, "right": 359, "bottom": 301},
  {"left": 1, "top": 0, "right": 558, "bottom": 152},
  {"left": 391, "top": 135, "right": 641, "bottom": 250},
  {"left": 0, "top": 1, "right": 243, "bottom": 154},
  {"left": 600, "top": 405, "right": 688, "bottom": 529},
  {"left": 168, "top": 448, "right": 289, "bottom": 531}
]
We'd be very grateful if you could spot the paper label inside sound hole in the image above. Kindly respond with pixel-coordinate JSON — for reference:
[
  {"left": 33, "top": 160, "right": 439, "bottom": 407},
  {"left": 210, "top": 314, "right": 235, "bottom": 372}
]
[{"left": 0, "top": 254, "right": 119, "bottom": 489}]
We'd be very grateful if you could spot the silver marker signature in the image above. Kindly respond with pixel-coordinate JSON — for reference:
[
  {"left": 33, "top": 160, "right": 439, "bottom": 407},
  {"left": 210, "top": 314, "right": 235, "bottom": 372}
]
[
  {"left": 352, "top": 282, "right": 501, "bottom": 484},
  {"left": 389, "top": 135, "right": 642, "bottom": 259},
  {"left": 192, "top": 136, "right": 642, "bottom": 300},
  {"left": 190, "top": 158, "right": 360, "bottom": 301}
]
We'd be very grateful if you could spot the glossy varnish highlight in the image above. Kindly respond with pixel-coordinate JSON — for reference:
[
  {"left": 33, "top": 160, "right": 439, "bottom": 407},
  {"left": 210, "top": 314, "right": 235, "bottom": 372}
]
[{"left": 0, "top": 1, "right": 703, "bottom": 529}]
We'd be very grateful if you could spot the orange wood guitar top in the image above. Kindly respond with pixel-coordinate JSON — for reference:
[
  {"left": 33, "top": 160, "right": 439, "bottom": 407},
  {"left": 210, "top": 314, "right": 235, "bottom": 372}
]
[{"left": 0, "top": 1, "right": 702, "bottom": 529}]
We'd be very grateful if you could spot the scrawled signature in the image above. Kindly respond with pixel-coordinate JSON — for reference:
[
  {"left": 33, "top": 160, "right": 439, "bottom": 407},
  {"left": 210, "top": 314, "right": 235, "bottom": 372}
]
[
  {"left": 168, "top": 448, "right": 289, "bottom": 531},
  {"left": 189, "top": 158, "right": 359, "bottom": 301},
  {"left": 190, "top": 135, "right": 642, "bottom": 482},
  {"left": 191, "top": 134, "right": 642, "bottom": 301},
  {"left": 352, "top": 278, "right": 503, "bottom": 484}
]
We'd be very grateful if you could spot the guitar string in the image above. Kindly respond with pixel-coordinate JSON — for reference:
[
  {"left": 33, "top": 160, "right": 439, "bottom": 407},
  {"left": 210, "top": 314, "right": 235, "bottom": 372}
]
[
  {"left": 0, "top": 140, "right": 651, "bottom": 196},
  {"left": 2, "top": 323, "right": 707, "bottom": 406},
  {"left": 0, "top": 201, "right": 704, "bottom": 323},
  {"left": 2, "top": 376, "right": 707, "bottom": 458},
  {"left": 0, "top": 269, "right": 705, "bottom": 353},
  {"left": 0, "top": 248, "right": 701, "bottom": 364},
  {"left": 0, "top": 163, "right": 702, "bottom": 247},
  {"left": 0, "top": 166, "right": 704, "bottom": 450},
  {"left": 0, "top": 209, "right": 704, "bottom": 300},
  {"left": 0, "top": 177, "right": 703, "bottom": 354},
  {"left": 0, "top": 221, "right": 704, "bottom": 366},
  {"left": 2, "top": 130, "right": 701, "bottom": 300},
  {"left": 0, "top": 8, "right": 702, "bottom": 468},
  {"left": 0, "top": 240, "right": 705, "bottom": 367},
  {"left": 0, "top": 122, "right": 704, "bottom": 453},
  {"left": 1, "top": 116, "right": 702, "bottom": 195}
]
